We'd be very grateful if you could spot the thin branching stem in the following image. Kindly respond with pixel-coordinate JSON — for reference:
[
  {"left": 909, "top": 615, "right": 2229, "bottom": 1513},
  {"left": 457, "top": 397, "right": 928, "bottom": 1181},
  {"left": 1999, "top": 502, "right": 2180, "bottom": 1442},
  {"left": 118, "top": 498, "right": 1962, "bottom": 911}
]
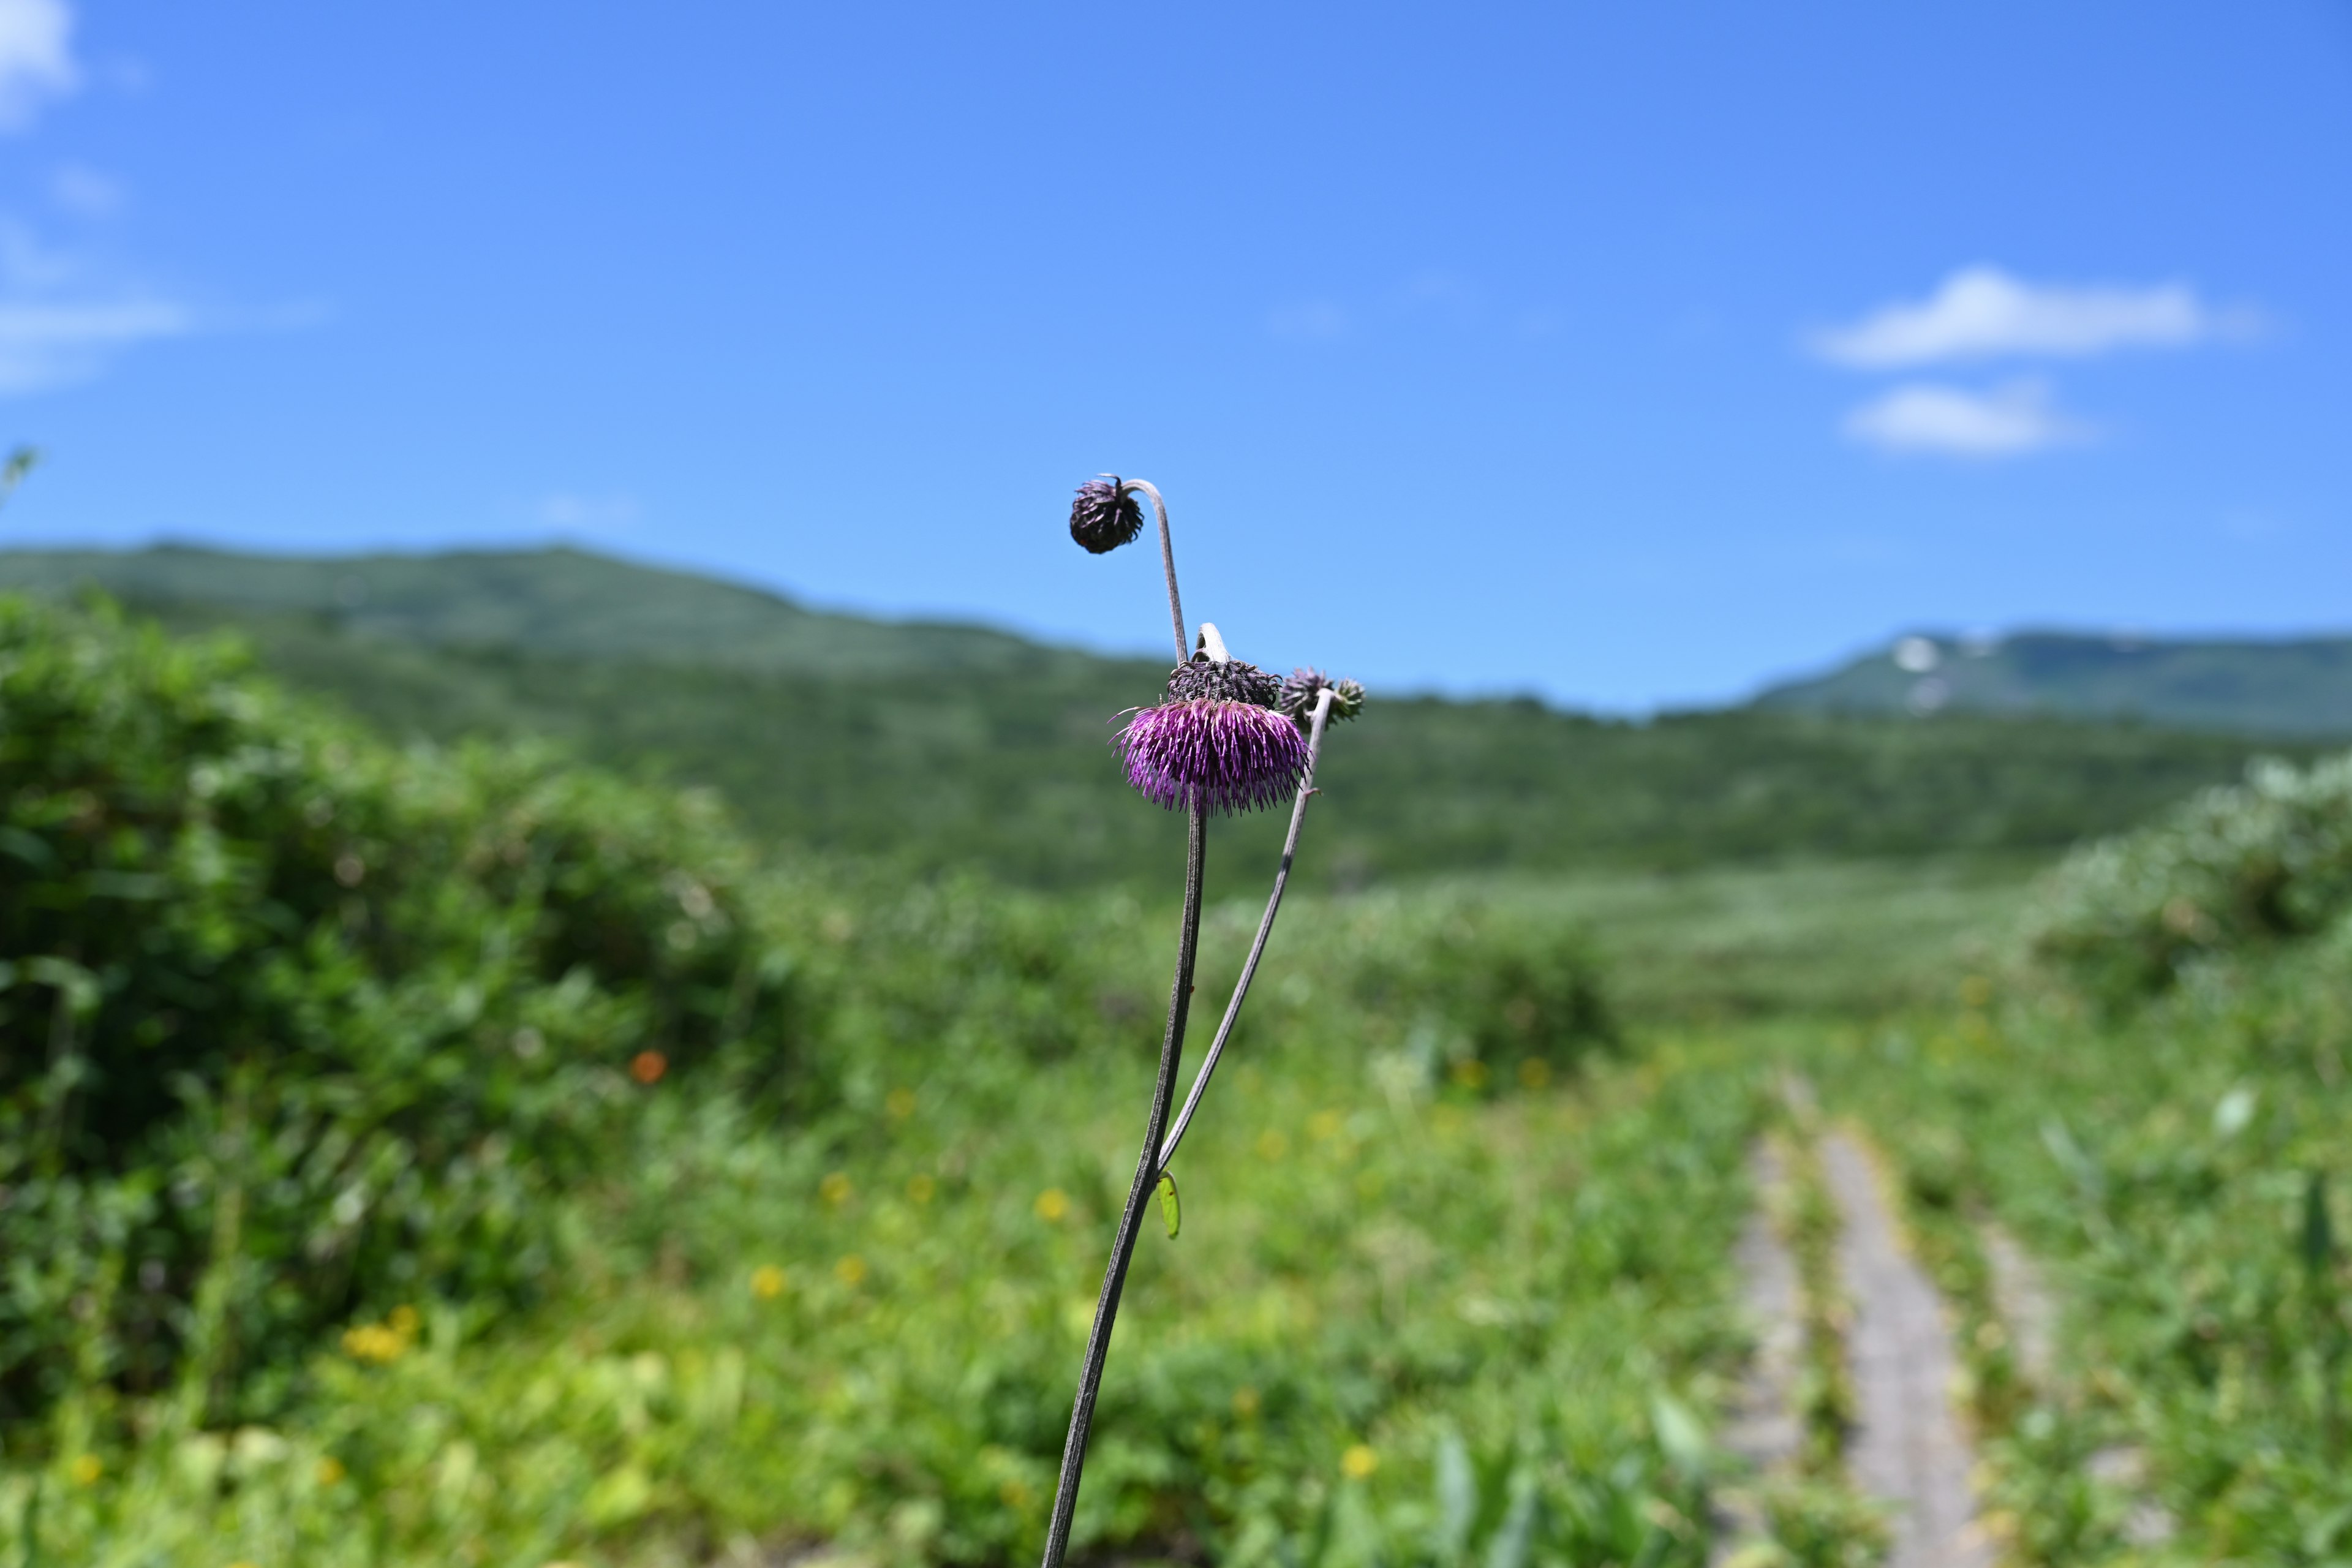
[
  {"left": 1117, "top": 479, "right": 1186, "bottom": 666},
  {"left": 1039, "top": 797, "right": 1208, "bottom": 1568},
  {"left": 1157, "top": 686, "right": 1334, "bottom": 1172}
]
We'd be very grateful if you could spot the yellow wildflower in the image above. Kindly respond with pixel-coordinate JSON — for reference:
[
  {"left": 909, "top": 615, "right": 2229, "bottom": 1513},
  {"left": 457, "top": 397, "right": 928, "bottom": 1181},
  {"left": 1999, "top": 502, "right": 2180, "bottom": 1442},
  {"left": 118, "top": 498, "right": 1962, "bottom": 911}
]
[
  {"left": 834, "top": 1254, "right": 868, "bottom": 1287},
  {"left": 341, "top": 1322, "right": 407, "bottom": 1364},
  {"left": 1307, "top": 1109, "right": 1343, "bottom": 1142},
  {"left": 316, "top": 1455, "right": 347, "bottom": 1485},
  {"left": 750, "top": 1264, "right": 788, "bottom": 1300},
  {"left": 1341, "top": 1444, "right": 1378, "bottom": 1479},
  {"left": 820, "top": 1172, "right": 853, "bottom": 1205},
  {"left": 1034, "top": 1188, "right": 1070, "bottom": 1223},
  {"left": 69, "top": 1453, "right": 100, "bottom": 1485},
  {"left": 907, "top": 1173, "right": 937, "bottom": 1204},
  {"left": 1256, "top": 1130, "right": 1288, "bottom": 1161}
]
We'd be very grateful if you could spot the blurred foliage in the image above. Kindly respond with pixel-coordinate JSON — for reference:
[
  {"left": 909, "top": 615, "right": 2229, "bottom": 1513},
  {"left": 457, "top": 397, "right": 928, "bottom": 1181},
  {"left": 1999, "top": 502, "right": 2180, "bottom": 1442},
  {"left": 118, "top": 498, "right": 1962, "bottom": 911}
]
[
  {"left": 0, "top": 594, "right": 803, "bottom": 1427},
  {"left": 2, "top": 594, "right": 1799, "bottom": 1565},
  {"left": 1799, "top": 944, "right": 2352, "bottom": 1562},
  {"left": 2027, "top": 749, "right": 2352, "bottom": 1000}
]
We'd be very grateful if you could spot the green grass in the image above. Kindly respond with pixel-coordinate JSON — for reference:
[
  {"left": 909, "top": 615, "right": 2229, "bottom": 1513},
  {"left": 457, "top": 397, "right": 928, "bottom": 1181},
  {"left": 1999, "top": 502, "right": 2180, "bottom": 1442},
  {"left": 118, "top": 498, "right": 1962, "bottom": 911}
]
[
  {"left": 6, "top": 963, "right": 1768, "bottom": 1566},
  {"left": 1782, "top": 945, "right": 2352, "bottom": 1562},
  {"left": 10, "top": 586, "right": 2352, "bottom": 1565}
]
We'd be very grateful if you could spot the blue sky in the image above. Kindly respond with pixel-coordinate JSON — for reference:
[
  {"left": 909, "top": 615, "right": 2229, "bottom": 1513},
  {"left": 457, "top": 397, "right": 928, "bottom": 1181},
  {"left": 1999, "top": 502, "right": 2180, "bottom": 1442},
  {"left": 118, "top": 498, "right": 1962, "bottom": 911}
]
[{"left": 0, "top": 1, "right": 2344, "bottom": 709}]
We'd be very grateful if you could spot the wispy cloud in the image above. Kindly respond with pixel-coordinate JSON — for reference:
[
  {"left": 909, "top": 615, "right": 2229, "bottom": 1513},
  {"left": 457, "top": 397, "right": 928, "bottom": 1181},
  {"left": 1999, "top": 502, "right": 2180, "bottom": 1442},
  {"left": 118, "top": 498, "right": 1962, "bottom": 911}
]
[
  {"left": 0, "top": 297, "right": 189, "bottom": 392},
  {"left": 0, "top": 219, "right": 206, "bottom": 392},
  {"left": 537, "top": 492, "right": 641, "bottom": 532},
  {"left": 50, "top": 161, "right": 121, "bottom": 217},
  {"left": 1841, "top": 379, "right": 2091, "bottom": 459},
  {"left": 1811, "top": 266, "right": 2251, "bottom": 368},
  {"left": 0, "top": 0, "right": 76, "bottom": 132}
]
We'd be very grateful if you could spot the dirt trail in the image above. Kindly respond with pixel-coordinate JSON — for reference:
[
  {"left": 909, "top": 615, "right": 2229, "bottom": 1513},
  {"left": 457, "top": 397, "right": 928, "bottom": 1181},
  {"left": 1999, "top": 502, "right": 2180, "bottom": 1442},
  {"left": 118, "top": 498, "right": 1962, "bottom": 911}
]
[
  {"left": 1821, "top": 1134, "right": 1991, "bottom": 1568},
  {"left": 1710, "top": 1145, "right": 1806, "bottom": 1567}
]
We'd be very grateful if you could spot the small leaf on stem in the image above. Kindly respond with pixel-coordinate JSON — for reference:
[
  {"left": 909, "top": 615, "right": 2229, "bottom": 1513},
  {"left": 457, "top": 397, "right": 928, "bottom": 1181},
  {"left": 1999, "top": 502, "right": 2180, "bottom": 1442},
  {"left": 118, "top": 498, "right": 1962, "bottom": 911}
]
[{"left": 1156, "top": 1171, "right": 1181, "bottom": 1239}]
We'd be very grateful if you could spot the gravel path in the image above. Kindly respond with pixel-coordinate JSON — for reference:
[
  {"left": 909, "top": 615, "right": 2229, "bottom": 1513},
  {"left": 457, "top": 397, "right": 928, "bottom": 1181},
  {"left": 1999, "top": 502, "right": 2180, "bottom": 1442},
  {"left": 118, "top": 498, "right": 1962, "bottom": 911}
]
[
  {"left": 1710, "top": 1144, "right": 1806, "bottom": 1567},
  {"left": 1821, "top": 1134, "right": 1991, "bottom": 1568}
]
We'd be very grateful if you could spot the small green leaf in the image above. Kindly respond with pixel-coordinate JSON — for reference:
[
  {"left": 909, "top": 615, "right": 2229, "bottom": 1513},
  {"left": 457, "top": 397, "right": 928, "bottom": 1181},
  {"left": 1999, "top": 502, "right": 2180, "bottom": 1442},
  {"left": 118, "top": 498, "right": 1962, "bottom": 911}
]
[{"left": 1156, "top": 1171, "right": 1180, "bottom": 1239}]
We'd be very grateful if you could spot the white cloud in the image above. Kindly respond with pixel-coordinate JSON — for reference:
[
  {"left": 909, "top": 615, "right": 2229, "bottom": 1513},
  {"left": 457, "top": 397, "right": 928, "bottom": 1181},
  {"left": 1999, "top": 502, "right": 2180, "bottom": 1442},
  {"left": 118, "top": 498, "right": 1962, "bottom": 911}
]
[
  {"left": 1841, "top": 379, "right": 2092, "bottom": 459},
  {"left": 0, "top": 0, "right": 76, "bottom": 132},
  {"left": 1812, "top": 266, "right": 2248, "bottom": 368}
]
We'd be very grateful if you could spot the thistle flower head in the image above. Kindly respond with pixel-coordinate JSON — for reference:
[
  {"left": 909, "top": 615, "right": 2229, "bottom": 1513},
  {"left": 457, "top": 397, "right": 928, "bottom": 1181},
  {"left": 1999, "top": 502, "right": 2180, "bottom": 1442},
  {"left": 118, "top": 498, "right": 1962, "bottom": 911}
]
[
  {"left": 1068, "top": 477, "right": 1146, "bottom": 554},
  {"left": 1167, "top": 655, "right": 1282, "bottom": 709},
  {"left": 1278, "top": 668, "right": 1366, "bottom": 725},
  {"left": 1118, "top": 655, "right": 1308, "bottom": 815}
]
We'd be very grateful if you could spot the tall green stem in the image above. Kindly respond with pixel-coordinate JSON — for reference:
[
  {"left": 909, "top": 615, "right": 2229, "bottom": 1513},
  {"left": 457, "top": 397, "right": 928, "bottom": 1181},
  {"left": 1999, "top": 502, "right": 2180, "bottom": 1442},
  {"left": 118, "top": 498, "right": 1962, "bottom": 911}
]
[
  {"left": 1039, "top": 799, "right": 1207, "bottom": 1568},
  {"left": 1116, "top": 479, "right": 1187, "bottom": 665},
  {"left": 1157, "top": 686, "right": 1335, "bottom": 1172}
]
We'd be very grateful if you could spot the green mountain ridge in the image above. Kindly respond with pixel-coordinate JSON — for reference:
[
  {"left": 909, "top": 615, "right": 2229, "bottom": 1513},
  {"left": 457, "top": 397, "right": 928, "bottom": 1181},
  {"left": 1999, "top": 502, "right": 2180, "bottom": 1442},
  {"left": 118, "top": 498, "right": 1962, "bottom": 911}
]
[
  {"left": 0, "top": 542, "right": 1068, "bottom": 677},
  {"left": 1755, "top": 627, "right": 2352, "bottom": 736},
  {"left": 0, "top": 545, "right": 2329, "bottom": 886}
]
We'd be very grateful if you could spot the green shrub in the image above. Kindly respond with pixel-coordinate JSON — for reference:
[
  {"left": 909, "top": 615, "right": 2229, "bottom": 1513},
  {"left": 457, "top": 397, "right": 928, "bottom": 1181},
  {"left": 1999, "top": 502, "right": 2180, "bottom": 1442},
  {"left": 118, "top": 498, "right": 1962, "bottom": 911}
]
[
  {"left": 0, "top": 595, "right": 802, "bottom": 1423},
  {"left": 1341, "top": 897, "right": 1616, "bottom": 1091},
  {"left": 2025, "top": 751, "right": 2352, "bottom": 1000}
]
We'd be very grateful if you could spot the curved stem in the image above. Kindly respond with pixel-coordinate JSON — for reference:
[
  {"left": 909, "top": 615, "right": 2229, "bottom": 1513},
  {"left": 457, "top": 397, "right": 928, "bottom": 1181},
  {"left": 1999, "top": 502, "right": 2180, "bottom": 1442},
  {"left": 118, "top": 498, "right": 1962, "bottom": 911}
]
[
  {"left": 1117, "top": 478, "right": 1186, "bottom": 666},
  {"left": 1039, "top": 798, "right": 1208, "bottom": 1568},
  {"left": 1157, "top": 687, "right": 1335, "bottom": 1173}
]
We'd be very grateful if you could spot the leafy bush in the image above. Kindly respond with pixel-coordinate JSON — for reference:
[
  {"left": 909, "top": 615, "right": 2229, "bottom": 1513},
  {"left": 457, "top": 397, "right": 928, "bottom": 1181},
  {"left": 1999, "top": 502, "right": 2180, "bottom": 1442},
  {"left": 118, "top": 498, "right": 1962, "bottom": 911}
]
[
  {"left": 2025, "top": 750, "right": 2352, "bottom": 999},
  {"left": 0, "top": 595, "right": 802, "bottom": 1423},
  {"left": 1340, "top": 897, "right": 1616, "bottom": 1090}
]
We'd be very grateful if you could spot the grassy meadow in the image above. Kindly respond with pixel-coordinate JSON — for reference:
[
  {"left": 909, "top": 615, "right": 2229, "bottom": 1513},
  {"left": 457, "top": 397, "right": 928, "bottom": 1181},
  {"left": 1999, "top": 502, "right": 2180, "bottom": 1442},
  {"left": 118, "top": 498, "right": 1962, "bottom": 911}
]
[{"left": 3, "top": 578, "right": 2348, "bottom": 1564}]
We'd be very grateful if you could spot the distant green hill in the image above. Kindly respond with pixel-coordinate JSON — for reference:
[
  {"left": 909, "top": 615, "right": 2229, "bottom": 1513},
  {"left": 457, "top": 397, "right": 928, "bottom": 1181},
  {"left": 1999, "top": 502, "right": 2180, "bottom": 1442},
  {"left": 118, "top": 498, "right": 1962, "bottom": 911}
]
[
  {"left": 0, "top": 543, "right": 1063, "bottom": 677},
  {"left": 1755, "top": 629, "right": 2352, "bottom": 736},
  {"left": 0, "top": 546, "right": 2325, "bottom": 886}
]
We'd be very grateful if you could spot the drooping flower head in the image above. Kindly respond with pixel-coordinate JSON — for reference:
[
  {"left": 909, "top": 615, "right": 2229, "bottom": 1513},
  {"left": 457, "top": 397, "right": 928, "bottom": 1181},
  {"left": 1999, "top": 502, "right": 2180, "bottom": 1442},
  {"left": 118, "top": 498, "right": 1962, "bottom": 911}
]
[
  {"left": 1278, "top": 668, "right": 1366, "bottom": 726},
  {"left": 1068, "top": 477, "right": 1146, "bottom": 555},
  {"left": 1119, "top": 655, "right": 1310, "bottom": 815}
]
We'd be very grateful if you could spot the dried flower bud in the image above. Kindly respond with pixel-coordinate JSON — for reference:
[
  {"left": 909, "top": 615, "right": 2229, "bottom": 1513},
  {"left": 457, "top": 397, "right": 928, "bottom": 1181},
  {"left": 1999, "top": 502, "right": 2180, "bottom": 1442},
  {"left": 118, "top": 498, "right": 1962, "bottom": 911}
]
[
  {"left": 1279, "top": 668, "right": 1366, "bottom": 724},
  {"left": 1166, "top": 655, "right": 1281, "bottom": 709},
  {"left": 1068, "top": 477, "right": 1145, "bottom": 554}
]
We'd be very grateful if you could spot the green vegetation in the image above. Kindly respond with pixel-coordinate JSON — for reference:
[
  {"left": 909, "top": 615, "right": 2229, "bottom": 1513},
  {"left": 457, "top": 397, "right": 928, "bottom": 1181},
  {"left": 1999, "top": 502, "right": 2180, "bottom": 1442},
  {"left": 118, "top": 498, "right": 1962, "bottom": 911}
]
[
  {"left": 1757, "top": 629, "right": 2352, "bottom": 737},
  {"left": 0, "top": 594, "right": 1761, "bottom": 1564},
  {"left": 0, "top": 547, "right": 2313, "bottom": 887},
  {"left": 7, "top": 573, "right": 2350, "bottom": 1565},
  {"left": 2026, "top": 750, "right": 2352, "bottom": 1002},
  {"left": 1796, "top": 750, "right": 2352, "bottom": 1561}
]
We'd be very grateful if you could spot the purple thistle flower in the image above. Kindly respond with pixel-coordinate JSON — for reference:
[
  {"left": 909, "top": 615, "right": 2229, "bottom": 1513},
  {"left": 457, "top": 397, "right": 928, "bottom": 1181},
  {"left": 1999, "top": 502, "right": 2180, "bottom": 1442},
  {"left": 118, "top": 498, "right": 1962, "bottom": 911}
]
[
  {"left": 1069, "top": 477, "right": 1146, "bottom": 554},
  {"left": 1118, "top": 698, "right": 1310, "bottom": 815}
]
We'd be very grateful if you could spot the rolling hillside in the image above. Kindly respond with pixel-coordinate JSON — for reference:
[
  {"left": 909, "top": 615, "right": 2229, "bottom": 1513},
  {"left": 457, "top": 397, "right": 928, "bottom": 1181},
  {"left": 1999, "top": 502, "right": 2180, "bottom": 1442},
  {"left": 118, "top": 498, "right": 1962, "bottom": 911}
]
[
  {"left": 1755, "top": 628, "right": 2352, "bottom": 736},
  {"left": 0, "top": 545, "right": 2326, "bottom": 886}
]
